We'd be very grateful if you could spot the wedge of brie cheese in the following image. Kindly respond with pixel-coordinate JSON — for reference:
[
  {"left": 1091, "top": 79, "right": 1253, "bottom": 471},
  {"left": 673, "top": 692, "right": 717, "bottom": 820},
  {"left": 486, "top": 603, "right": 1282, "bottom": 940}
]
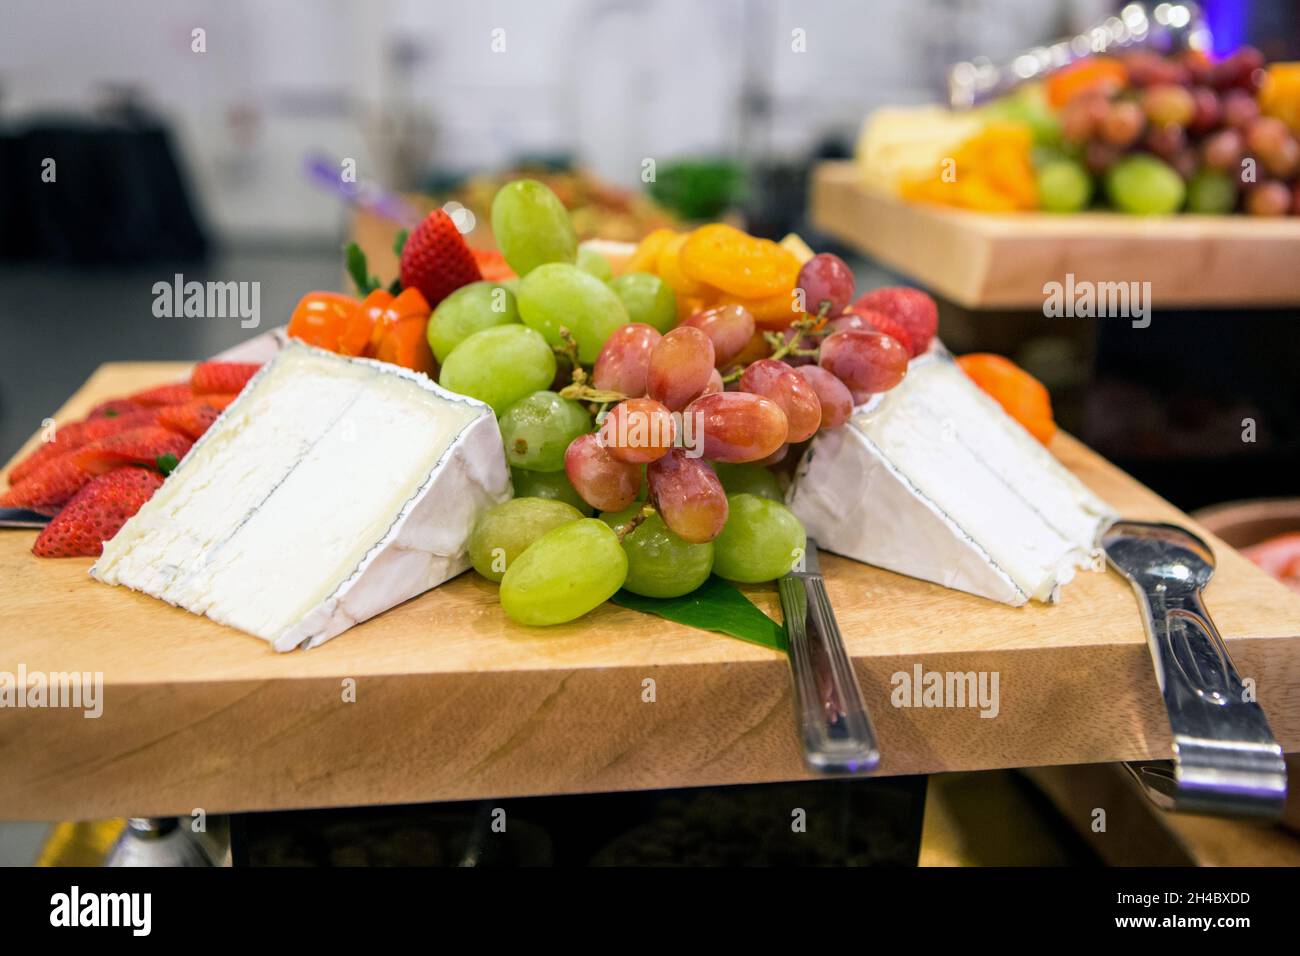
[
  {"left": 787, "top": 347, "right": 1117, "bottom": 606},
  {"left": 92, "top": 343, "right": 510, "bottom": 650}
]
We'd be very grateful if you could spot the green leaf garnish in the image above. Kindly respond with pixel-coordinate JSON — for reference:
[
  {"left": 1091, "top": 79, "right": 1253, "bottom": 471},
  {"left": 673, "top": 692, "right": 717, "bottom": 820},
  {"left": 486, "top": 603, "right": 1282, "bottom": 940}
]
[
  {"left": 393, "top": 229, "right": 409, "bottom": 257},
  {"left": 156, "top": 453, "right": 179, "bottom": 476},
  {"left": 387, "top": 277, "right": 403, "bottom": 296},
  {"left": 344, "top": 242, "right": 381, "bottom": 296},
  {"left": 610, "top": 576, "right": 787, "bottom": 652},
  {"left": 104, "top": 408, "right": 118, "bottom": 418}
]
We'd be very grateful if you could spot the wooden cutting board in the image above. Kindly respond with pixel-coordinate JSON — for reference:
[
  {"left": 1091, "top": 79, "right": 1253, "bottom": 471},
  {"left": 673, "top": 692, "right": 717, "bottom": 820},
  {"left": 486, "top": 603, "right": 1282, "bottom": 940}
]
[
  {"left": 811, "top": 161, "right": 1300, "bottom": 308},
  {"left": 1, "top": 362, "right": 1298, "bottom": 820}
]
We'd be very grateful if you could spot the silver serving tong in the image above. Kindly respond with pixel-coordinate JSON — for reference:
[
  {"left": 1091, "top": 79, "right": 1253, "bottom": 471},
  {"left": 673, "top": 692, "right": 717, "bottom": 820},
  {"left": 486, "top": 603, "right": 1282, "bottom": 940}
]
[
  {"left": 1103, "top": 521, "right": 1287, "bottom": 818},
  {"left": 778, "top": 540, "right": 880, "bottom": 774}
]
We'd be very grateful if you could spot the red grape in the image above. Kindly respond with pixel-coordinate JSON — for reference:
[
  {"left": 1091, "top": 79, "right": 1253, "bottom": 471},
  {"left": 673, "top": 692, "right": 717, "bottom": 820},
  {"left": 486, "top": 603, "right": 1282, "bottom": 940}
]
[
  {"left": 818, "top": 329, "right": 909, "bottom": 395},
  {"left": 686, "top": 391, "right": 788, "bottom": 463},
  {"left": 1145, "top": 124, "right": 1188, "bottom": 163},
  {"left": 592, "top": 323, "right": 661, "bottom": 397},
  {"left": 1142, "top": 84, "right": 1195, "bottom": 128},
  {"left": 1210, "top": 46, "right": 1264, "bottom": 93},
  {"left": 797, "top": 253, "right": 855, "bottom": 316},
  {"left": 699, "top": 367, "right": 724, "bottom": 397},
  {"left": 564, "top": 433, "right": 642, "bottom": 512},
  {"left": 1060, "top": 93, "right": 1108, "bottom": 145},
  {"left": 757, "top": 443, "right": 789, "bottom": 467},
  {"left": 1188, "top": 86, "right": 1222, "bottom": 135},
  {"left": 1246, "top": 117, "right": 1300, "bottom": 178},
  {"left": 646, "top": 448, "right": 728, "bottom": 543},
  {"left": 647, "top": 326, "right": 715, "bottom": 411},
  {"left": 794, "top": 365, "right": 854, "bottom": 429},
  {"left": 682, "top": 304, "right": 755, "bottom": 367},
  {"left": 1122, "top": 50, "right": 1190, "bottom": 88},
  {"left": 739, "top": 359, "right": 821, "bottom": 443},
  {"left": 1222, "top": 89, "right": 1260, "bottom": 129},
  {"left": 836, "top": 307, "right": 915, "bottom": 355},
  {"left": 1245, "top": 181, "right": 1292, "bottom": 217},
  {"left": 599, "top": 397, "right": 675, "bottom": 464},
  {"left": 1084, "top": 141, "right": 1122, "bottom": 174},
  {"left": 1100, "top": 100, "right": 1145, "bottom": 148},
  {"left": 1202, "top": 128, "right": 1244, "bottom": 171}
]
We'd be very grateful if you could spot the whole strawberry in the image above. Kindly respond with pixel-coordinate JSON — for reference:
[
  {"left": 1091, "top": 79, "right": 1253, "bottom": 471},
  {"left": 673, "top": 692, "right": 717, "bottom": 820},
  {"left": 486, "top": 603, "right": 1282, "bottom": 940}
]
[
  {"left": 33, "top": 467, "right": 164, "bottom": 557},
  {"left": 399, "top": 209, "right": 482, "bottom": 307},
  {"left": 851, "top": 287, "right": 938, "bottom": 357}
]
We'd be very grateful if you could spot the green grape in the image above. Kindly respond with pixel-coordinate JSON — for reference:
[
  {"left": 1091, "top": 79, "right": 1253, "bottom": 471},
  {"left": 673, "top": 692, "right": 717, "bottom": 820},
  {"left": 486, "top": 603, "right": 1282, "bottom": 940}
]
[
  {"left": 600, "top": 506, "right": 713, "bottom": 598},
  {"left": 468, "top": 498, "right": 584, "bottom": 583},
  {"left": 576, "top": 246, "right": 613, "bottom": 282},
  {"left": 609, "top": 273, "right": 677, "bottom": 333},
  {"left": 439, "top": 325, "right": 556, "bottom": 415},
  {"left": 713, "top": 493, "right": 806, "bottom": 584},
  {"left": 1036, "top": 158, "right": 1093, "bottom": 213},
  {"left": 710, "top": 462, "right": 783, "bottom": 502},
  {"left": 1105, "top": 155, "right": 1185, "bottom": 215},
  {"left": 510, "top": 467, "right": 593, "bottom": 515},
  {"left": 1185, "top": 169, "right": 1237, "bottom": 214},
  {"left": 490, "top": 179, "right": 577, "bottom": 276},
  {"left": 517, "top": 263, "right": 630, "bottom": 363},
  {"left": 427, "top": 281, "right": 519, "bottom": 363},
  {"left": 499, "top": 391, "right": 592, "bottom": 472},
  {"left": 500, "top": 519, "right": 628, "bottom": 625}
]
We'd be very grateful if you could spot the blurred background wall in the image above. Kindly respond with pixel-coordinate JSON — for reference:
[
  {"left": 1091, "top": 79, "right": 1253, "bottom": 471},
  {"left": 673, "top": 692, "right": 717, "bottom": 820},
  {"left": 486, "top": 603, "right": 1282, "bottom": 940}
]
[{"left": 0, "top": 0, "right": 1100, "bottom": 246}]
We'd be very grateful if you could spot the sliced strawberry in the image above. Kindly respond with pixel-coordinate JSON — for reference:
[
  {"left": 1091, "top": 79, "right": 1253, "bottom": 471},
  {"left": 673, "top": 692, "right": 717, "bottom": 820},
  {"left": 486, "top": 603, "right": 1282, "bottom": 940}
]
[
  {"left": 0, "top": 455, "right": 95, "bottom": 515},
  {"left": 73, "top": 426, "right": 193, "bottom": 476},
  {"left": 87, "top": 398, "right": 146, "bottom": 420},
  {"left": 127, "top": 382, "right": 194, "bottom": 407},
  {"left": 32, "top": 467, "right": 164, "bottom": 558},
  {"left": 8, "top": 408, "right": 163, "bottom": 486},
  {"left": 191, "top": 361, "right": 261, "bottom": 395},
  {"left": 157, "top": 399, "right": 226, "bottom": 440},
  {"left": 398, "top": 208, "right": 482, "bottom": 307}
]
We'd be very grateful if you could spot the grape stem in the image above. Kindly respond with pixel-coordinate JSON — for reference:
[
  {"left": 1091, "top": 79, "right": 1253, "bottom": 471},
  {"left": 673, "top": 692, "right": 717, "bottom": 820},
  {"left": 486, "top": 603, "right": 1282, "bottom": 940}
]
[
  {"left": 554, "top": 327, "right": 585, "bottom": 387},
  {"left": 560, "top": 383, "right": 627, "bottom": 404},
  {"left": 764, "top": 302, "right": 834, "bottom": 364},
  {"left": 614, "top": 503, "right": 656, "bottom": 541}
]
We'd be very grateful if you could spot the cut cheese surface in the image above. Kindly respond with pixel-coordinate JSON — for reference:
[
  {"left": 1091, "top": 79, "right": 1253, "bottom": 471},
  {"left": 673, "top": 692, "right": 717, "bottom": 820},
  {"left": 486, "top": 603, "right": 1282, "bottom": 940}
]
[
  {"left": 788, "top": 347, "right": 1117, "bottom": 606},
  {"left": 92, "top": 344, "right": 510, "bottom": 650}
]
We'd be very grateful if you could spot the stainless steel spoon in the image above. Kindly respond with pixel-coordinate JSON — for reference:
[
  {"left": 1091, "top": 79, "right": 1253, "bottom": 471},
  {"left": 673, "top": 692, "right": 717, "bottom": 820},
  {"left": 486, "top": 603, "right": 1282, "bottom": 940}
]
[{"left": 1103, "top": 520, "right": 1287, "bottom": 818}]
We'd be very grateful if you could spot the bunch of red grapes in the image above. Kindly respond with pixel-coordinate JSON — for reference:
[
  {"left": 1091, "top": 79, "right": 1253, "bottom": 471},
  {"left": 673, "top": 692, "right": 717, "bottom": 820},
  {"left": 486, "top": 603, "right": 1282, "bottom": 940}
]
[
  {"left": 1060, "top": 46, "right": 1300, "bottom": 215},
  {"left": 563, "top": 253, "right": 938, "bottom": 544}
]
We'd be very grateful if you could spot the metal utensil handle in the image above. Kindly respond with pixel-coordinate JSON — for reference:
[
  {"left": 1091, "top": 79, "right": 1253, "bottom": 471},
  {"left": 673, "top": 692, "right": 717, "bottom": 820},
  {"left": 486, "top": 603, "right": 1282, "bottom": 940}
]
[
  {"left": 779, "top": 574, "right": 880, "bottom": 774},
  {"left": 1128, "top": 580, "right": 1286, "bottom": 818}
]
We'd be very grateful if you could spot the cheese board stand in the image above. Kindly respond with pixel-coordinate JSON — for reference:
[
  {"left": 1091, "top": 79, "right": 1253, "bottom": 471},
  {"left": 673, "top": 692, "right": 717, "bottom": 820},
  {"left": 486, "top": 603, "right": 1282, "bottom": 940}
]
[
  {"left": 2, "top": 361, "right": 1299, "bottom": 824},
  {"left": 809, "top": 161, "right": 1300, "bottom": 309}
]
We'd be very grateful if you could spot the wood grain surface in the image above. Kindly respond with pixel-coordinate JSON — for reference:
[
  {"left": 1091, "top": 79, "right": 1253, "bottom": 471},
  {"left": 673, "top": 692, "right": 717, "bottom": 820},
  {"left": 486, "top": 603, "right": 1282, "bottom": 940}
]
[
  {"left": 1, "top": 362, "right": 1298, "bottom": 820},
  {"left": 811, "top": 161, "right": 1300, "bottom": 308}
]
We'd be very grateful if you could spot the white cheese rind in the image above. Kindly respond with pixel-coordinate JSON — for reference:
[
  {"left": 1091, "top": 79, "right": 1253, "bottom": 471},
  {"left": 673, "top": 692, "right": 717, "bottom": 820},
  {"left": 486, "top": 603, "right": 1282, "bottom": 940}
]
[
  {"left": 91, "top": 343, "right": 511, "bottom": 650},
  {"left": 787, "top": 347, "right": 1118, "bottom": 606}
]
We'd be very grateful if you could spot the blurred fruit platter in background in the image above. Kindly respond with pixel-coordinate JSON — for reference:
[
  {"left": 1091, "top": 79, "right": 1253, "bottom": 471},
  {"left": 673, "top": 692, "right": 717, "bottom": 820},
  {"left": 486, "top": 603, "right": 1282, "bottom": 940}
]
[
  {"left": 815, "top": 44, "right": 1300, "bottom": 309},
  {"left": 861, "top": 46, "right": 1300, "bottom": 217}
]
